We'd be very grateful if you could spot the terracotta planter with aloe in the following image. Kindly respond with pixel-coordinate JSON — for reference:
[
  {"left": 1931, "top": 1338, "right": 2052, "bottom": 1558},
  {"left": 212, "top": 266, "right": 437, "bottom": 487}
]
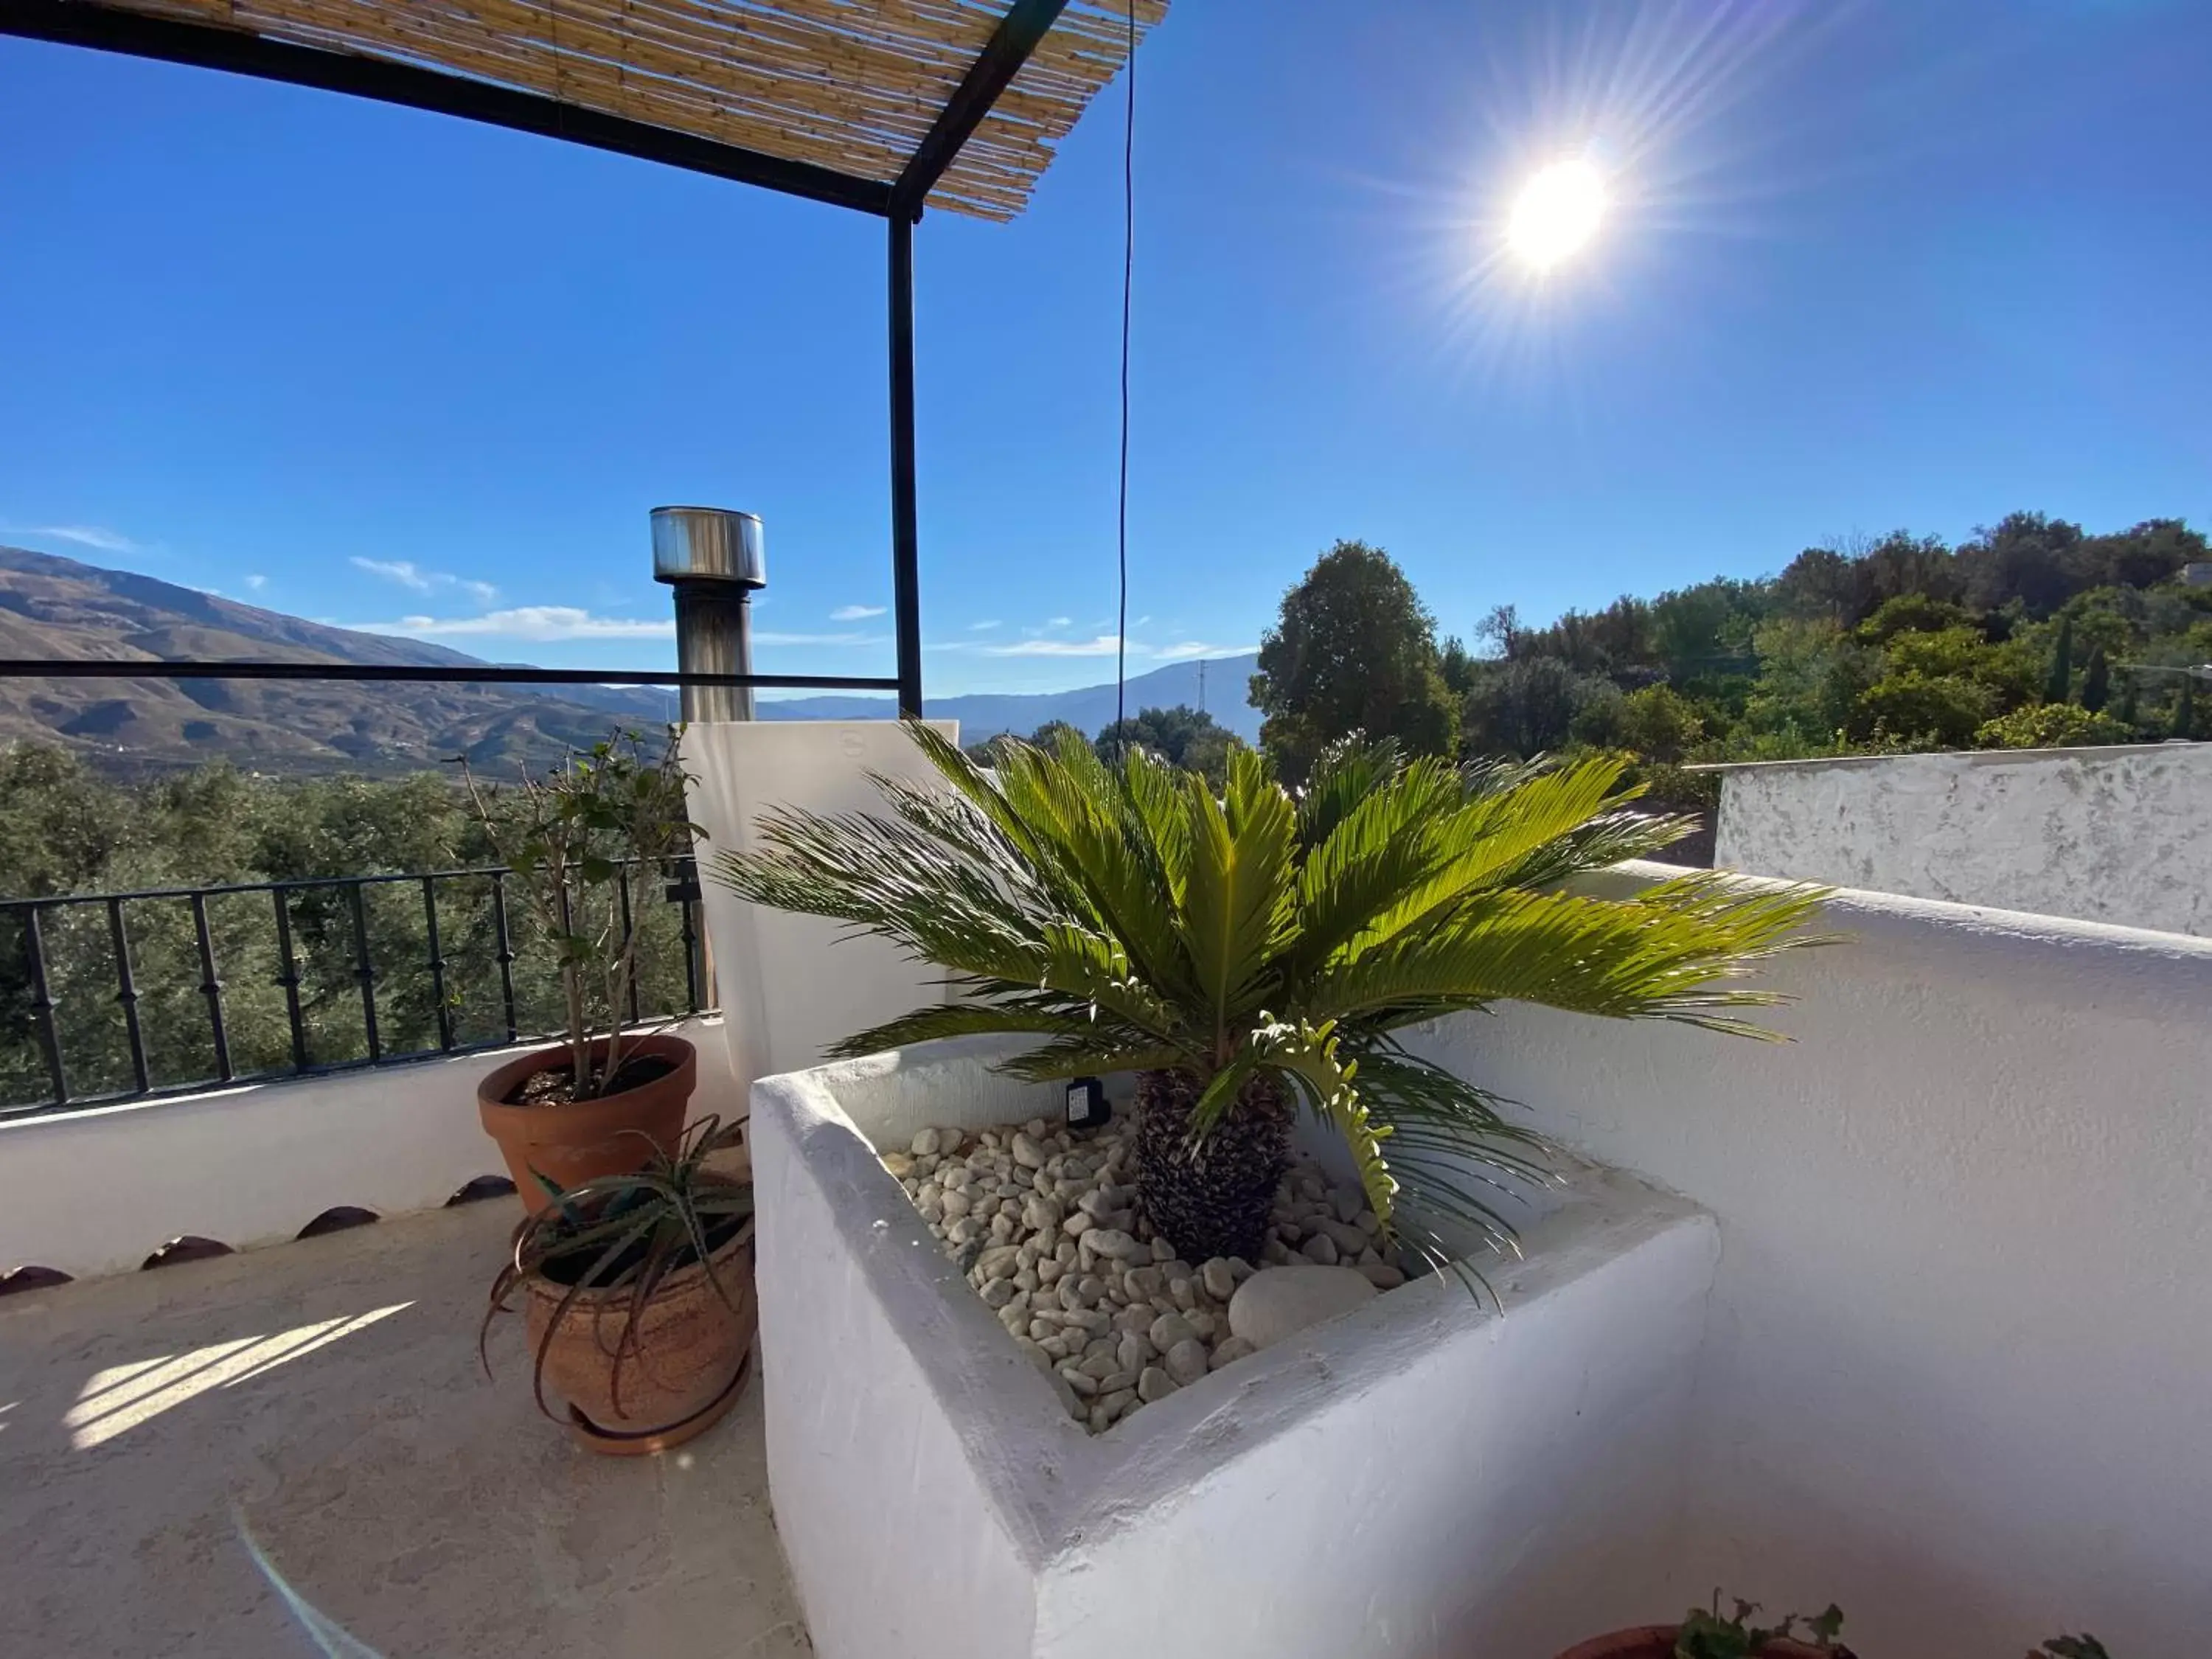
[
  {"left": 484, "top": 1116, "right": 757, "bottom": 1453},
  {"left": 459, "top": 731, "right": 703, "bottom": 1211}
]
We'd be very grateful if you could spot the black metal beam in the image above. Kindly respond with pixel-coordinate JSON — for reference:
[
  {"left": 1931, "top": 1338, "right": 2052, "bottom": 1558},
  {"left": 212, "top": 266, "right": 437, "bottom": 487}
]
[
  {"left": 888, "top": 215, "right": 924, "bottom": 718},
  {"left": 0, "top": 659, "right": 902, "bottom": 692},
  {"left": 891, "top": 0, "right": 1070, "bottom": 219},
  {"left": 0, "top": 0, "right": 894, "bottom": 215}
]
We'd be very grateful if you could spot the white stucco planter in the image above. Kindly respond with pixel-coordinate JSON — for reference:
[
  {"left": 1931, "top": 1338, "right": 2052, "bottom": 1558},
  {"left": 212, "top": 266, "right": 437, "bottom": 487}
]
[{"left": 752, "top": 1038, "right": 1719, "bottom": 1659}]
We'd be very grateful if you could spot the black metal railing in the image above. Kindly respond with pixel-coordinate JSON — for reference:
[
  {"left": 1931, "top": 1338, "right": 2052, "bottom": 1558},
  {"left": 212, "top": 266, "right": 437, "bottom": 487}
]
[{"left": 0, "top": 858, "right": 710, "bottom": 1119}]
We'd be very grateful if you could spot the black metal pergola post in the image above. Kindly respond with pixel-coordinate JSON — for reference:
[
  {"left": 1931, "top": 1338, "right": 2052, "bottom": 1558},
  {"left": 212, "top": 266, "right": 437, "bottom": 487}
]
[{"left": 0, "top": 0, "right": 1082, "bottom": 720}]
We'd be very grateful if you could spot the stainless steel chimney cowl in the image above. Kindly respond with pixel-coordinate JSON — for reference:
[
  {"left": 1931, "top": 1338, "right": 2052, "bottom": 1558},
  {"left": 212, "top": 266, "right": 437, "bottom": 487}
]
[{"left": 651, "top": 507, "right": 763, "bottom": 724}]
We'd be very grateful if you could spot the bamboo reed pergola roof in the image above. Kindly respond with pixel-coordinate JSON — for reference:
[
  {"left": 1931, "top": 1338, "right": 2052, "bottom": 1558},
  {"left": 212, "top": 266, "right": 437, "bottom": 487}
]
[
  {"left": 0, "top": 0, "right": 1163, "bottom": 717},
  {"left": 3, "top": 0, "right": 1165, "bottom": 220}
]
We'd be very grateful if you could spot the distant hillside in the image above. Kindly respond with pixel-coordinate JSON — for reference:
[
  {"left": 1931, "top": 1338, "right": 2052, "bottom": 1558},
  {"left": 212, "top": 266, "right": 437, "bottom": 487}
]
[
  {"left": 760, "top": 653, "right": 1262, "bottom": 742},
  {"left": 0, "top": 546, "right": 1261, "bottom": 772},
  {"left": 0, "top": 545, "right": 667, "bottom": 776}
]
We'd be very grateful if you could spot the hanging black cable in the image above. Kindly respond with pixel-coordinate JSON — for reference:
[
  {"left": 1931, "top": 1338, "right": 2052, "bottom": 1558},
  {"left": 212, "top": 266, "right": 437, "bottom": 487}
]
[{"left": 1112, "top": 0, "right": 1135, "bottom": 750}]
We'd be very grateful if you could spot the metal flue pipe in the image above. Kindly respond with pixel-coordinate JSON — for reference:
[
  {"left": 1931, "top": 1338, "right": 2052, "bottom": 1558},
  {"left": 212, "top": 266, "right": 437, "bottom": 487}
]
[{"left": 651, "top": 507, "right": 765, "bottom": 723}]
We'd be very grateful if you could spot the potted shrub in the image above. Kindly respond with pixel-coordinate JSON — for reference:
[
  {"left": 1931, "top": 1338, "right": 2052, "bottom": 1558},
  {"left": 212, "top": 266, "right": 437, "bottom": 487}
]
[
  {"left": 460, "top": 730, "right": 703, "bottom": 1209},
  {"left": 481, "top": 1116, "right": 756, "bottom": 1453},
  {"left": 1559, "top": 1596, "right": 1853, "bottom": 1658},
  {"left": 1558, "top": 1595, "right": 2111, "bottom": 1658},
  {"left": 713, "top": 726, "right": 1825, "bottom": 1277}
]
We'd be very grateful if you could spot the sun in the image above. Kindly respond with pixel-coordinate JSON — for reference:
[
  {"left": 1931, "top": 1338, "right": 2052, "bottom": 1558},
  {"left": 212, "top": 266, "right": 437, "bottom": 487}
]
[{"left": 1506, "top": 159, "right": 1607, "bottom": 269}]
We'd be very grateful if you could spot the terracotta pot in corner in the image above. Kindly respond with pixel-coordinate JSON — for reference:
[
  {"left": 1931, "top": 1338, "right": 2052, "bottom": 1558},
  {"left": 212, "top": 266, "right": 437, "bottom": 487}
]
[
  {"left": 1558, "top": 1630, "right": 1838, "bottom": 1659},
  {"left": 476, "top": 1032, "right": 696, "bottom": 1211},
  {"left": 524, "top": 1210, "right": 757, "bottom": 1452}
]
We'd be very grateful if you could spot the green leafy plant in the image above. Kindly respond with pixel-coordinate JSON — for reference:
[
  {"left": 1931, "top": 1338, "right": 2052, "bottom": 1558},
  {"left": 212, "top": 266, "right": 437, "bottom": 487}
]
[
  {"left": 1674, "top": 1593, "right": 1848, "bottom": 1658},
  {"left": 480, "top": 1115, "right": 753, "bottom": 1417},
  {"left": 457, "top": 729, "right": 700, "bottom": 1099},
  {"left": 2029, "top": 1638, "right": 2111, "bottom": 1659},
  {"left": 712, "top": 723, "right": 1825, "bottom": 1274},
  {"left": 1972, "top": 703, "right": 2135, "bottom": 751}
]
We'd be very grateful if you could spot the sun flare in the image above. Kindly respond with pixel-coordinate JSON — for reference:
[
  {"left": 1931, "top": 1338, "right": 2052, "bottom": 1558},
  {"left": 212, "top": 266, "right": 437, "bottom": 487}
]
[{"left": 1506, "top": 159, "right": 1607, "bottom": 268}]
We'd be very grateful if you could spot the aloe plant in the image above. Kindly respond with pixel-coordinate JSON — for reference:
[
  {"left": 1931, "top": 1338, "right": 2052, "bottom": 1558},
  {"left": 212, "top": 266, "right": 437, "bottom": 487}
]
[
  {"left": 714, "top": 725, "right": 1823, "bottom": 1273},
  {"left": 481, "top": 1116, "right": 753, "bottom": 1417}
]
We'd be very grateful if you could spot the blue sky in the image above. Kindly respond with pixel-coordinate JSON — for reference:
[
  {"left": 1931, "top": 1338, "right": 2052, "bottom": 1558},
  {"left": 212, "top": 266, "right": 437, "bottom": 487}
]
[{"left": 2, "top": 0, "right": 2208, "bottom": 698}]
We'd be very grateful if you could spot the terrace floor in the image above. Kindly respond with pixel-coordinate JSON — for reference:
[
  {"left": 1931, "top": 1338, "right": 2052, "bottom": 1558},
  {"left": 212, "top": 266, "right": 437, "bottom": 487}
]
[{"left": 0, "top": 1200, "right": 811, "bottom": 1658}]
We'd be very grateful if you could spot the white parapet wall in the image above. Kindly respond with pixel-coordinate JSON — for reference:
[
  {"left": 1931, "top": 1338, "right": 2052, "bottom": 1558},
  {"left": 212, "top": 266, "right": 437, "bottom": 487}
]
[
  {"left": 0, "top": 1016, "right": 743, "bottom": 1281},
  {"left": 1709, "top": 740, "right": 2212, "bottom": 933},
  {"left": 682, "top": 720, "right": 960, "bottom": 1096},
  {"left": 752, "top": 1039, "right": 1719, "bottom": 1659},
  {"left": 1416, "top": 864, "right": 2212, "bottom": 1657}
]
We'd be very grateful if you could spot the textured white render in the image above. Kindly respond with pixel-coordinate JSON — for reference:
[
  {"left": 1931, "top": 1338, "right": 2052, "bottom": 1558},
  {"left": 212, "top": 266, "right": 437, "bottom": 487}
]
[
  {"left": 1417, "top": 863, "right": 2212, "bottom": 1658},
  {"left": 752, "top": 1038, "right": 1717, "bottom": 1659},
  {"left": 0, "top": 1017, "right": 743, "bottom": 1280},
  {"left": 1711, "top": 742, "right": 2212, "bottom": 933},
  {"left": 682, "top": 720, "right": 961, "bottom": 1095}
]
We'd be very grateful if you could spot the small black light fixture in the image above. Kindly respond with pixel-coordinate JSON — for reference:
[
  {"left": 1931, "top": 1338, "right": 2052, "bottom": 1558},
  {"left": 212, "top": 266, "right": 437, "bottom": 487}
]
[{"left": 1065, "top": 1076, "right": 1109, "bottom": 1131}]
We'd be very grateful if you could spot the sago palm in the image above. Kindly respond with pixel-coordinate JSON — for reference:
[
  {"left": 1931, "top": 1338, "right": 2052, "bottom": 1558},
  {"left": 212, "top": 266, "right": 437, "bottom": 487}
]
[{"left": 712, "top": 725, "right": 1823, "bottom": 1276}]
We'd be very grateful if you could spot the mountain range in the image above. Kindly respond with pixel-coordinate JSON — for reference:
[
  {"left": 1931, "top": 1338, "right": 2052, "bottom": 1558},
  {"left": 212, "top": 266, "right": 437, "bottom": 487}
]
[{"left": 0, "top": 546, "right": 1259, "bottom": 775}]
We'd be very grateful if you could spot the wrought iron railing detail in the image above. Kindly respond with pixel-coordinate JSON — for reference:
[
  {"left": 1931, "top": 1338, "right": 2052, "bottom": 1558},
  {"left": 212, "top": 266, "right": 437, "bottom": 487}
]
[{"left": 1, "top": 858, "right": 711, "bottom": 1119}]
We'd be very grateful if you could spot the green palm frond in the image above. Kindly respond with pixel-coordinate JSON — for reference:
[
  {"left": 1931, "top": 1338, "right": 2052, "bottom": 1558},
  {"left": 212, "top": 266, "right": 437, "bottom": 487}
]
[
  {"left": 712, "top": 719, "right": 1828, "bottom": 1287},
  {"left": 1310, "top": 876, "right": 1827, "bottom": 1034},
  {"left": 1180, "top": 751, "right": 1297, "bottom": 1057}
]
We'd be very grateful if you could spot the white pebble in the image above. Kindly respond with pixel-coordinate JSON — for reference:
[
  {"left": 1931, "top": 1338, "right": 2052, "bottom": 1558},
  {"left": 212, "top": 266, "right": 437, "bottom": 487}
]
[
  {"left": 1086, "top": 1228, "right": 1141, "bottom": 1260},
  {"left": 1149, "top": 1312, "right": 1197, "bottom": 1350},
  {"left": 1164, "top": 1338, "right": 1210, "bottom": 1387}
]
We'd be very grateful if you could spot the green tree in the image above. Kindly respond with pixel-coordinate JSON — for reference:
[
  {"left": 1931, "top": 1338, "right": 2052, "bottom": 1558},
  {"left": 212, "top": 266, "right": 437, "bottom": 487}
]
[
  {"left": 2043, "top": 613, "right": 2075, "bottom": 704},
  {"left": 1251, "top": 540, "right": 1457, "bottom": 783},
  {"left": 2176, "top": 674, "right": 2197, "bottom": 742},
  {"left": 2079, "top": 644, "right": 2110, "bottom": 713},
  {"left": 1974, "top": 703, "right": 2132, "bottom": 750},
  {"left": 712, "top": 726, "right": 1820, "bottom": 1271},
  {"left": 1438, "top": 636, "right": 1478, "bottom": 697},
  {"left": 1461, "top": 657, "right": 1614, "bottom": 757},
  {"left": 1093, "top": 705, "right": 1240, "bottom": 787},
  {"left": 1853, "top": 673, "right": 2000, "bottom": 749},
  {"left": 1609, "top": 685, "right": 1707, "bottom": 763}
]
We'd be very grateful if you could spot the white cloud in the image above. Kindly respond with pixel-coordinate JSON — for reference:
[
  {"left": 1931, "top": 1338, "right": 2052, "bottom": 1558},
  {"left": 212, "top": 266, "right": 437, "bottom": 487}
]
[
  {"left": 983, "top": 633, "right": 1124, "bottom": 658},
  {"left": 754, "top": 630, "right": 887, "bottom": 647},
  {"left": 244, "top": 574, "right": 268, "bottom": 591},
  {"left": 2, "top": 523, "right": 150, "bottom": 555},
  {"left": 1046, "top": 616, "right": 1074, "bottom": 629},
  {"left": 351, "top": 556, "right": 433, "bottom": 591},
  {"left": 1155, "top": 640, "right": 1256, "bottom": 661},
  {"left": 351, "top": 556, "right": 499, "bottom": 604},
  {"left": 830, "top": 604, "right": 887, "bottom": 622},
  {"left": 969, "top": 619, "right": 1001, "bottom": 631},
  {"left": 358, "top": 607, "right": 675, "bottom": 641},
  {"left": 961, "top": 633, "right": 1255, "bottom": 662}
]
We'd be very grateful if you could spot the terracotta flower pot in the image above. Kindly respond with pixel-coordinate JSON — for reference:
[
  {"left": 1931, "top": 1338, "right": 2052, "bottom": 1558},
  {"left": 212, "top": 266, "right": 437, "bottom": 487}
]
[
  {"left": 477, "top": 1032, "right": 696, "bottom": 1211},
  {"left": 1558, "top": 1630, "right": 1837, "bottom": 1659},
  {"left": 524, "top": 1210, "right": 756, "bottom": 1450}
]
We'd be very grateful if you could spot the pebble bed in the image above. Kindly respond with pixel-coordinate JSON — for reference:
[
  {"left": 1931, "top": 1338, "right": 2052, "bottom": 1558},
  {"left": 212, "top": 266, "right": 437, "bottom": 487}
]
[{"left": 886, "top": 1114, "right": 1405, "bottom": 1434}]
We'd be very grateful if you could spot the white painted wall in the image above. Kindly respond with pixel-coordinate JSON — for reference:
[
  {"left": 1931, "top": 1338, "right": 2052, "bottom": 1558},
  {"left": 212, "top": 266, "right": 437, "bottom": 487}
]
[
  {"left": 0, "top": 1017, "right": 742, "bottom": 1281},
  {"left": 682, "top": 720, "right": 960, "bottom": 1096},
  {"left": 753, "top": 1041, "right": 1718, "bottom": 1659},
  {"left": 1712, "top": 742, "right": 2212, "bottom": 934},
  {"left": 1416, "top": 864, "right": 2212, "bottom": 1658}
]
